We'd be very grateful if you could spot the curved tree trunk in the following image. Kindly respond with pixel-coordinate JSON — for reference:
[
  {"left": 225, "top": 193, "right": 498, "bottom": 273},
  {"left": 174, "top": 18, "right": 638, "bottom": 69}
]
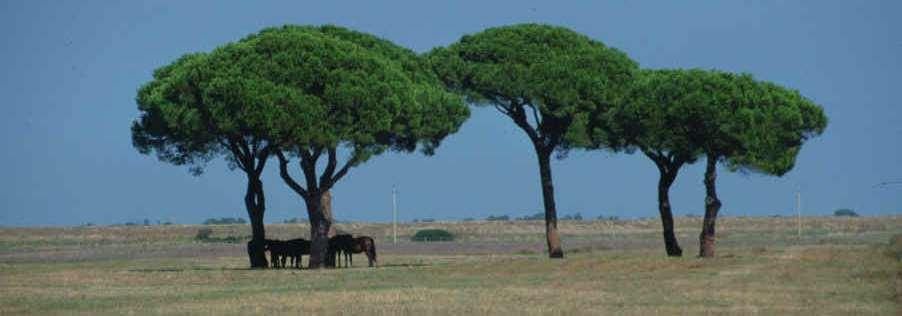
[
  {"left": 657, "top": 168, "right": 683, "bottom": 257},
  {"left": 536, "top": 147, "right": 564, "bottom": 259},
  {"left": 305, "top": 192, "right": 332, "bottom": 269},
  {"left": 699, "top": 155, "right": 721, "bottom": 258},
  {"left": 245, "top": 176, "right": 268, "bottom": 268}
]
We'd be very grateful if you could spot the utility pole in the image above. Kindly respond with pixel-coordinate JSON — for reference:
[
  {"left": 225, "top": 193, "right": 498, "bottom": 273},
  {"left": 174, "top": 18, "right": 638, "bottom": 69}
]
[
  {"left": 392, "top": 185, "right": 398, "bottom": 244},
  {"left": 796, "top": 189, "right": 802, "bottom": 240}
]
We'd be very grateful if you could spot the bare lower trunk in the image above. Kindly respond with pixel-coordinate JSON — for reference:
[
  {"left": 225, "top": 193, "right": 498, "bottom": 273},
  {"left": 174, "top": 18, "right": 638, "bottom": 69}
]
[
  {"left": 657, "top": 168, "right": 683, "bottom": 257},
  {"left": 536, "top": 147, "right": 564, "bottom": 259},
  {"left": 245, "top": 177, "right": 268, "bottom": 268},
  {"left": 305, "top": 193, "right": 331, "bottom": 269},
  {"left": 322, "top": 190, "right": 336, "bottom": 238},
  {"left": 699, "top": 155, "right": 721, "bottom": 258}
]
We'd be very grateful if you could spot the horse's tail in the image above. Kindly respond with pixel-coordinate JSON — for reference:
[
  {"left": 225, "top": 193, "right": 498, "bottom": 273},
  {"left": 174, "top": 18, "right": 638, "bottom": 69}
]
[{"left": 367, "top": 237, "right": 377, "bottom": 266}]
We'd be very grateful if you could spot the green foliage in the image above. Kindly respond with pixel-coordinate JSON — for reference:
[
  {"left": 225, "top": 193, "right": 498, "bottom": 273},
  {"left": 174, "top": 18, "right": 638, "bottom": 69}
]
[
  {"left": 486, "top": 215, "right": 510, "bottom": 221},
  {"left": 833, "top": 209, "right": 859, "bottom": 217},
  {"left": 202, "top": 217, "right": 247, "bottom": 225},
  {"left": 605, "top": 69, "right": 713, "bottom": 163},
  {"left": 427, "top": 23, "right": 637, "bottom": 151},
  {"left": 133, "top": 24, "right": 469, "bottom": 177},
  {"left": 411, "top": 229, "right": 455, "bottom": 242},
  {"left": 726, "top": 78, "right": 828, "bottom": 175},
  {"left": 609, "top": 68, "right": 827, "bottom": 177},
  {"left": 231, "top": 25, "right": 471, "bottom": 199}
]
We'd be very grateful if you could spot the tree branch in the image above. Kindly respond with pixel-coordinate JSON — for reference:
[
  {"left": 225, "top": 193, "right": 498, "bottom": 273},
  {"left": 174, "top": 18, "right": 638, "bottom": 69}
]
[
  {"left": 643, "top": 149, "right": 667, "bottom": 171},
  {"left": 276, "top": 151, "right": 308, "bottom": 197},
  {"left": 509, "top": 103, "right": 542, "bottom": 145},
  {"left": 226, "top": 138, "right": 249, "bottom": 173},
  {"left": 493, "top": 104, "right": 511, "bottom": 116},
  {"left": 299, "top": 148, "right": 320, "bottom": 193},
  {"left": 319, "top": 147, "right": 338, "bottom": 189},
  {"left": 329, "top": 156, "right": 355, "bottom": 189},
  {"left": 526, "top": 103, "right": 542, "bottom": 131},
  {"left": 253, "top": 144, "right": 272, "bottom": 175}
]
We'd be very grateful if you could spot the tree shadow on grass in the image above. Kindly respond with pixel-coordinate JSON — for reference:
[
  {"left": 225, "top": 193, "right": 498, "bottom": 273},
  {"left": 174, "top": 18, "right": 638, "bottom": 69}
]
[
  {"left": 375, "top": 263, "right": 432, "bottom": 268},
  {"left": 129, "top": 263, "right": 434, "bottom": 272},
  {"left": 129, "top": 267, "right": 250, "bottom": 273}
]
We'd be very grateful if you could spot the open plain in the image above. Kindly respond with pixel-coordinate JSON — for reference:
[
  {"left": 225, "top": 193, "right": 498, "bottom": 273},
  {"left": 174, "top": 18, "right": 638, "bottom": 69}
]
[{"left": 1, "top": 216, "right": 900, "bottom": 315}]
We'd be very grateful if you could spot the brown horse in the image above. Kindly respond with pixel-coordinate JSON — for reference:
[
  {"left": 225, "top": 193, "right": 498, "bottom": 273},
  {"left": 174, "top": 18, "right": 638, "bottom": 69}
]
[
  {"left": 353, "top": 236, "right": 377, "bottom": 267},
  {"left": 327, "top": 234, "right": 377, "bottom": 268}
]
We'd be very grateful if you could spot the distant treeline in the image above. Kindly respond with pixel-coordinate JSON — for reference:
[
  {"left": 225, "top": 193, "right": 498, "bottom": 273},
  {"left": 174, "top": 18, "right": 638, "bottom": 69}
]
[
  {"left": 203, "top": 217, "right": 247, "bottom": 225},
  {"left": 100, "top": 219, "right": 173, "bottom": 227}
]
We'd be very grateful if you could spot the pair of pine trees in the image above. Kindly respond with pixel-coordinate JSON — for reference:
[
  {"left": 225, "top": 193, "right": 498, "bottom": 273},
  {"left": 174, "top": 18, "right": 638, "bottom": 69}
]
[{"left": 133, "top": 24, "right": 826, "bottom": 268}]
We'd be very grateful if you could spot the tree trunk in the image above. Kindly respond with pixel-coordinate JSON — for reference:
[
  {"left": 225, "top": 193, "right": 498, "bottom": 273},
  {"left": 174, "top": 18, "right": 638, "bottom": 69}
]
[
  {"left": 699, "top": 155, "right": 721, "bottom": 258},
  {"left": 305, "top": 192, "right": 332, "bottom": 269},
  {"left": 244, "top": 176, "right": 268, "bottom": 268},
  {"left": 657, "top": 168, "right": 683, "bottom": 257},
  {"left": 322, "top": 190, "right": 336, "bottom": 238},
  {"left": 536, "top": 147, "right": 564, "bottom": 259}
]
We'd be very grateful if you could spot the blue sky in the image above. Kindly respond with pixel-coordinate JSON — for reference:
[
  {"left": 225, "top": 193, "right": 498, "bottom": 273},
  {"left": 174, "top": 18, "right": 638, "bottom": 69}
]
[{"left": 1, "top": 1, "right": 899, "bottom": 226}]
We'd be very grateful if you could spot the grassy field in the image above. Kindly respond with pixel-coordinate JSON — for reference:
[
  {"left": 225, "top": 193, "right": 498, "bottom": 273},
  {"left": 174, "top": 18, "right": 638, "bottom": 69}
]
[{"left": 1, "top": 216, "right": 900, "bottom": 315}]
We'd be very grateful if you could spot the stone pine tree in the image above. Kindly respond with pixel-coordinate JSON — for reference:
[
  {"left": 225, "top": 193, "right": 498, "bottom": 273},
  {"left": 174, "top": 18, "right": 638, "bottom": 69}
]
[
  {"left": 131, "top": 50, "right": 299, "bottom": 268},
  {"left": 691, "top": 72, "right": 827, "bottom": 257},
  {"left": 603, "top": 69, "right": 711, "bottom": 257},
  {"left": 224, "top": 25, "right": 469, "bottom": 268},
  {"left": 428, "top": 24, "right": 637, "bottom": 258}
]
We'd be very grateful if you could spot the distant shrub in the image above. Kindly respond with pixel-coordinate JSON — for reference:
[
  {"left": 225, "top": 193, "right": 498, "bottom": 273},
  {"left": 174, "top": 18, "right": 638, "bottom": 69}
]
[
  {"left": 203, "top": 217, "right": 247, "bottom": 225},
  {"left": 890, "top": 234, "right": 902, "bottom": 261},
  {"left": 562, "top": 213, "right": 583, "bottom": 221},
  {"left": 486, "top": 215, "right": 510, "bottom": 221},
  {"left": 194, "top": 228, "right": 247, "bottom": 243},
  {"left": 517, "top": 212, "right": 543, "bottom": 221},
  {"left": 282, "top": 217, "right": 305, "bottom": 224},
  {"left": 411, "top": 229, "right": 455, "bottom": 242},
  {"left": 462, "top": 217, "right": 475, "bottom": 222},
  {"left": 833, "top": 208, "right": 859, "bottom": 217},
  {"left": 195, "top": 228, "right": 213, "bottom": 240}
]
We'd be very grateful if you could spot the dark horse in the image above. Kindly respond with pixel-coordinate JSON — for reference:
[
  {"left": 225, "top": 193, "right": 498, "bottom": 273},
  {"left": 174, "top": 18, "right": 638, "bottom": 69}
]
[
  {"left": 265, "top": 238, "right": 310, "bottom": 269},
  {"left": 328, "top": 234, "right": 354, "bottom": 268},
  {"left": 328, "top": 234, "right": 377, "bottom": 268}
]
